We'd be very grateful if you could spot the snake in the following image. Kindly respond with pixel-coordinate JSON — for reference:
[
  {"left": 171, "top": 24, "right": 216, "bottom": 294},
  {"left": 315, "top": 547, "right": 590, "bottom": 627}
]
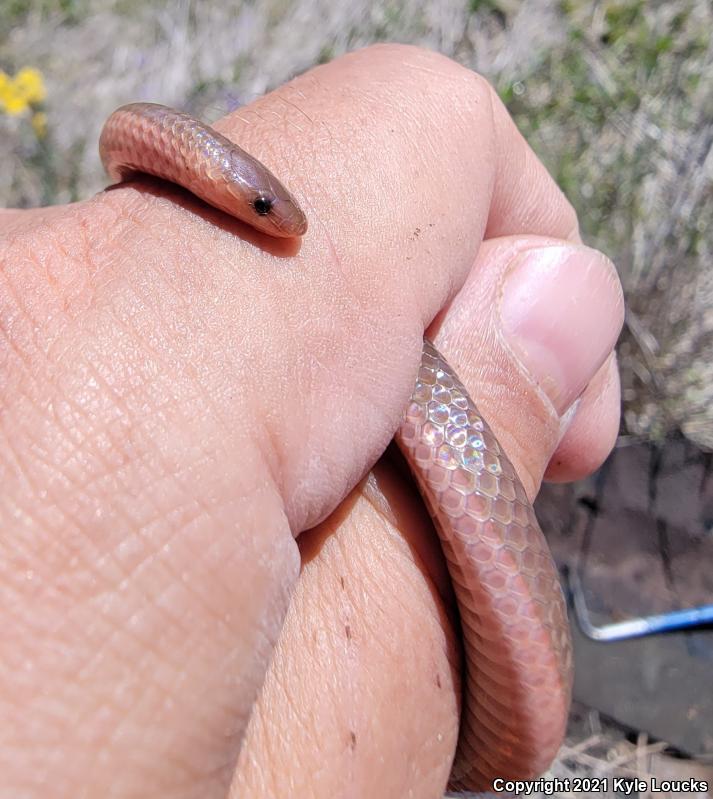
[{"left": 99, "top": 102, "right": 572, "bottom": 792}]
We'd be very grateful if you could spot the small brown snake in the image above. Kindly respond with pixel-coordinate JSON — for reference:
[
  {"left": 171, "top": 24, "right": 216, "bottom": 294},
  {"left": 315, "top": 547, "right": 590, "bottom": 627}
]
[{"left": 100, "top": 102, "right": 572, "bottom": 792}]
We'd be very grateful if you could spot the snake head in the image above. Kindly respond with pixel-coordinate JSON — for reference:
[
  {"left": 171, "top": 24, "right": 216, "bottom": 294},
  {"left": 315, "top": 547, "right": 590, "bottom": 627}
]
[
  {"left": 248, "top": 186, "right": 308, "bottom": 238},
  {"left": 223, "top": 147, "right": 308, "bottom": 238}
]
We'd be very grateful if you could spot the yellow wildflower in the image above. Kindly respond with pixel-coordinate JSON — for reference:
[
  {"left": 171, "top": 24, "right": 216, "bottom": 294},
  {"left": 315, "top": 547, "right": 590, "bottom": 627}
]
[
  {"left": 0, "top": 67, "right": 47, "bottom": 116},
  {"left": 3, "top": 95, "right": 27, "bottom": 116},
  {"left": 14, "top": 67, "right": 46, "bottom": 104},
  {"left": 0, "top": 71, "right": 16, "bottom": 114}
]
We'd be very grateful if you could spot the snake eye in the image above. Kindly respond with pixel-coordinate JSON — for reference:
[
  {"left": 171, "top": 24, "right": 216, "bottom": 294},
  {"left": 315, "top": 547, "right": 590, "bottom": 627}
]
[{"left": 253, "top": 195, "right": 273, "bottom": 216}]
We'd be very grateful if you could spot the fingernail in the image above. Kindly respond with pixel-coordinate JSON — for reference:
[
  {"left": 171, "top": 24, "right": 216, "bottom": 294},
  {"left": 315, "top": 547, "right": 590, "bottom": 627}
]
[{"left": 499, "top": 244, "right": 623, "bottom": 415}]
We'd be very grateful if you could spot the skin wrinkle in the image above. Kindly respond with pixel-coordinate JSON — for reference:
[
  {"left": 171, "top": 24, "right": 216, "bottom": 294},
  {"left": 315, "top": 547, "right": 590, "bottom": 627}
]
[
  {"left": 100, "top": 275, "right": 246, "bottom": 469},
  {"left": 3, "top": 521, "right": 79, "bottom": 617},
  {"left": 7, "top": 228, "right": 86, "bottom": 345},
  {"left": 40, "top": 222, "right": 93, "bottom": 315},
  {"left": 26, "top": 376, "right": 276, "bottom": 776},
  {"left": 11, "top": 482, "right": 130, "bottom": 612},
  {"left": 7, "top": 466, "right": 108, "bottom": 587},
  {"left": 117, "top": 514, "right": 216, "bottom": 633},
  {"left": 51, "top": 361, "right": 137, "bottom": 478},
  {"left": 85, "top": 195, "right": 166, "bottom": 291},
  {"left": 76, "top": 304, "right": 256, "bottom": 511},
  {"left": 34, "top": 500, "right": 284, "bottom": 792},
  {"left": 0, "top": 279, "right": 35, "bottom": 378},
  {"left": 94, "top": 191, "right": 261, "bottom": 296},
  {"left": 46, "top": 394, "right": 150, "bottom": 524},
  {"left": 0, "top": 403, "right": 52, "bottom": 503},
  {"left": 39, "top": 372, "right": 133, "bottom": 496},
  {"left": 0, "top": 247, "right": 44, "bottom": 370},
  {"left": 37, "top": 556, "right": 168, "bottom": 676}
]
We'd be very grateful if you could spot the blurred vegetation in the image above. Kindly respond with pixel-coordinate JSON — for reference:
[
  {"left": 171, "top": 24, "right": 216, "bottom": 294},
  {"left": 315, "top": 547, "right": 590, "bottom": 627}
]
[
  {"left": 1, "top": 0, "right": 711, "bottom": 447},
  {"left": 495, "top": 0, "right": 713, "bottom": 448}
]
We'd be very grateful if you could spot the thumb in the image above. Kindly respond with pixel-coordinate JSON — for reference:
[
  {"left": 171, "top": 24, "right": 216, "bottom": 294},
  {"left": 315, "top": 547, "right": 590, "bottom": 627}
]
[{"left": 431, "top": 234, "right": 624, "bottom": 499}]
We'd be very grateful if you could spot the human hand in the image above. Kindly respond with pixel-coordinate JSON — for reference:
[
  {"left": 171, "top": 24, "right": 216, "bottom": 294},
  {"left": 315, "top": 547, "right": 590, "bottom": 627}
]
[{"left": 0, "top": 45, "right": 623, "bottom": 798}]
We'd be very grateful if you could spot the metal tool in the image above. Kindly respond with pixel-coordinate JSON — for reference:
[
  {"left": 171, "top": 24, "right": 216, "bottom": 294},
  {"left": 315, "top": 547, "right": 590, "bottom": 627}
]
[{"left": 567, "top": 568, "right": 713, "bottom": 642}]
